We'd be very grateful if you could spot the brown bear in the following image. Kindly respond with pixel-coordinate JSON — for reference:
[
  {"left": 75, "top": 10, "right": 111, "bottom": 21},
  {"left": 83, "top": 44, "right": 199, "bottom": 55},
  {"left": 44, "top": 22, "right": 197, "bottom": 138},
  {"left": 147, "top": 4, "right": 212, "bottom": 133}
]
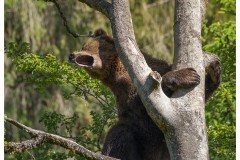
[{"left": 69, "top": 29, "right": 221, "bottom": 160}]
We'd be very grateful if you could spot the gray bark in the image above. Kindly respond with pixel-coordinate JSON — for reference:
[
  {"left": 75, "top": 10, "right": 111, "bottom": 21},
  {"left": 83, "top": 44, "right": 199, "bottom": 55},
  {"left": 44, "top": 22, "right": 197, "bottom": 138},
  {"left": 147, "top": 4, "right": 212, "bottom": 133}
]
[
  {"left": 110, "top": 0, "right": 172, "bottom": 129},
  {"left": 5, "top": 117, "right": 119, "bottom": 160},
  {"left": 57, "top": 0, "right": 209, "bottom": 159},
  {"left": 166, "top": 1, "right": 208, "bottom": 159},
  {"left": 109, "top": 0, "right": 209, "bottom": 159}
]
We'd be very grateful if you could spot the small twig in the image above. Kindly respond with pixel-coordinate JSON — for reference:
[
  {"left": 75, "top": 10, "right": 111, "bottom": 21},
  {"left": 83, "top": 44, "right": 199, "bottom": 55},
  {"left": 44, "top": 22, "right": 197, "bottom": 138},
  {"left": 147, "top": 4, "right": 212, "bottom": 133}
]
[
  {"left": 50, "top": 0, "right": 94, "bottom": 38},
  {"left": 4, "top": 116, "right": 119, "bottom": 160},
  {"left": 68, "top": 81, "right": 106, "bottom": 107}
]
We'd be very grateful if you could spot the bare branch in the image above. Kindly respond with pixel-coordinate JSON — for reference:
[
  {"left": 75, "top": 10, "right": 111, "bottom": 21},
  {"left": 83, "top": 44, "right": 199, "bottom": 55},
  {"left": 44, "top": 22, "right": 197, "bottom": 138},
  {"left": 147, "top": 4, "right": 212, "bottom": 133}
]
[
  {"left": 50, "top": 0, "right": 94, "bottom": 38},
  {"left": 5, "top": 117, "right": 119, "bottom": 160},
  {"left": 78, "top": 0, "right": 112, "bottom": 18},
  {"left": 5, "top": 136, "right": 45, "bottom": 154}
]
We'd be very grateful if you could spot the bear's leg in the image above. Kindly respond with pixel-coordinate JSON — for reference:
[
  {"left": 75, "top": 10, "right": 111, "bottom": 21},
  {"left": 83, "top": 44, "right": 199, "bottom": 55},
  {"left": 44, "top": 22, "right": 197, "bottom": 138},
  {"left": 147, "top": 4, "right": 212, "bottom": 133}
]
[
  {"left": 102, "top": 123, "right": 142, "bottom": 160},
  {"left": 161, "top": 68, "right": 200, "bottom": 97},
  {"left": 204, "top": 53, "right": 221, "bottom": 101}
]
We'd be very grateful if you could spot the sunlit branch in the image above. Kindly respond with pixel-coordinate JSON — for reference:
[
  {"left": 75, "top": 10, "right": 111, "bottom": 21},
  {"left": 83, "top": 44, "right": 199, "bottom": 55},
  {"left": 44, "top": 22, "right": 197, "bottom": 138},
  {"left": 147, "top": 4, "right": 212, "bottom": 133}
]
[{"left": 5, "top": 116, "right": 119, "bottom": 160}]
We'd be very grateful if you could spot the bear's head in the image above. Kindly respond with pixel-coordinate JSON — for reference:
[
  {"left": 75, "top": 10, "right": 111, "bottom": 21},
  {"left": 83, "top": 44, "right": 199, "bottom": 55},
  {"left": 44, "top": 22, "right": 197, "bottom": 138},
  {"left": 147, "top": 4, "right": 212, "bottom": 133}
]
[{"left": 69, "top": 29, "right": 124, "bottom": 81}]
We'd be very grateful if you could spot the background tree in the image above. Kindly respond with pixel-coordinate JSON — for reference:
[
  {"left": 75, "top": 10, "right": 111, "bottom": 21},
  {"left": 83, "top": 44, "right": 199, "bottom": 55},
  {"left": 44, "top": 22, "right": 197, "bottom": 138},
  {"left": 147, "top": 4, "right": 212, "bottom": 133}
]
[{"left": 4, "top": 0, "right": 235, "bottom": 159}]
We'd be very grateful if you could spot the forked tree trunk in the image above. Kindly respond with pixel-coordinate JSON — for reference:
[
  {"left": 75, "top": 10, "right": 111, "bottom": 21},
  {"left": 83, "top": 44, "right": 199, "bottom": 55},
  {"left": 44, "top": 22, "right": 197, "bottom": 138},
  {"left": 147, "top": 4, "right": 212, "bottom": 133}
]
[
  {"left": 110, "top": 0, "right": 209, "bottom": 159},
  {"left": 79, "top": 0, "right": 209, "bottom": 159}
]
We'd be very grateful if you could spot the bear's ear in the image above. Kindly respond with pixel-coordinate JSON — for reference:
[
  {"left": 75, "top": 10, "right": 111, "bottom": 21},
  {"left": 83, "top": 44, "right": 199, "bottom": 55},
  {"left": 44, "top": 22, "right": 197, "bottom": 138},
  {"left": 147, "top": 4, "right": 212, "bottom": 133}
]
[{"left": 94, "top": 28, "right": 107, "bottom": 37}]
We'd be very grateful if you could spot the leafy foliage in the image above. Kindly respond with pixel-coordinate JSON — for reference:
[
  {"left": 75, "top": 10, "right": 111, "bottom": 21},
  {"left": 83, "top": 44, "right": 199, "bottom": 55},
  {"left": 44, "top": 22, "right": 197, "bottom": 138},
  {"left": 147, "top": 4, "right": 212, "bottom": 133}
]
[
  {"left": 208, "top": 125, "right": 235, "bottom": 159},
  {"left": 203, "top": 0, "right": 236, "bottom": 159},
  {"left": 4, "top": 0, "right": 236, "bottom": 159},
  {"left": 5, "top": 42, "right": 117, "bottom": 159},
  {"left": 218, "top": 0, "right": 236, "bottom": 15},
  {"left": 39, "top": 111, "right": 79, "bottom": 136}
]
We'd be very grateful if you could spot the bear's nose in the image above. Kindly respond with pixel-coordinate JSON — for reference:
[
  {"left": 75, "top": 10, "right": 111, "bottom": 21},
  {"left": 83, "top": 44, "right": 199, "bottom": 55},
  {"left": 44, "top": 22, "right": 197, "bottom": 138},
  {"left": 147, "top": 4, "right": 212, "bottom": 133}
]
[{"left": 68, "top": 53, "right": 75, "bottom": 63}]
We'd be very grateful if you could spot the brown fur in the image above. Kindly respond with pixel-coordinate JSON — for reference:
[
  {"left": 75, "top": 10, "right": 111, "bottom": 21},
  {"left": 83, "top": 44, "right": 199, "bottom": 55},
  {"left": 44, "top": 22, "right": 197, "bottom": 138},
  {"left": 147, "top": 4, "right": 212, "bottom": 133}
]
[{"left": 69, "top": 29, "right": 221, "bottom": 160}]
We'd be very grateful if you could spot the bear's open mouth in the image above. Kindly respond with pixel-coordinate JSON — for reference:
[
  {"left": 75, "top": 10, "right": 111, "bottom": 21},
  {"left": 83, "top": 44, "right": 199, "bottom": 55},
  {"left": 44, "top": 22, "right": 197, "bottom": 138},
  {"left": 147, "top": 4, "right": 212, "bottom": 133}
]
[{"left": 75, "top": 55, "right": 94, "bottom": 67}]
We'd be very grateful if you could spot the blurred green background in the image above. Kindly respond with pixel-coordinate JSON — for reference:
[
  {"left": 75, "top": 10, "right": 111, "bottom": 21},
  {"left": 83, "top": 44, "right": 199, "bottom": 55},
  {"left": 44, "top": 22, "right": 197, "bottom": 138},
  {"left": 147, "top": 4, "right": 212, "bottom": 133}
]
[{"left": 4, "top": 0, "right": 235, "bottom": 159}]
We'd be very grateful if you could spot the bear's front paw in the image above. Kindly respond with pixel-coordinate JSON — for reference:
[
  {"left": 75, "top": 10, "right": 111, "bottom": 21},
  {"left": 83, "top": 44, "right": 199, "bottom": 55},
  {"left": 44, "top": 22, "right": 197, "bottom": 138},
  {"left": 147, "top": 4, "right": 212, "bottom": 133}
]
[{"left": 162, "top": 68, "right": 200, "bottom": 91}]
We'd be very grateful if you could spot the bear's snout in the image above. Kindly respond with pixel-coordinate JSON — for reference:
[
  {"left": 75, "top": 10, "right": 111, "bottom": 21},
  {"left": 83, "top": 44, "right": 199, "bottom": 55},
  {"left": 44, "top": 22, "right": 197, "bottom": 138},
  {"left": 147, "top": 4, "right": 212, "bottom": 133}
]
[{"left": 68, "top": 53, "right": 76, "bottom": 63}]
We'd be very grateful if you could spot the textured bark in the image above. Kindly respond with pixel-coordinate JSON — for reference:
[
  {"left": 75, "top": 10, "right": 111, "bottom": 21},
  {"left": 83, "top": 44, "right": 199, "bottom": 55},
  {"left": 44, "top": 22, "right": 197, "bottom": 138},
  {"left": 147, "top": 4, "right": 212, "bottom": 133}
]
[
  {"left": 169, "top": 1, "right": 208, "bottom": 159},
  {"left": 110, "top": 0, "right": 173, "bottom": 130},
  {"left": 110, "top": 0, "right": 208, "bottom": 159},
  {"left": 76, "top": 0, "right": 209, "bottom": 159},
  {"left": 5, "top": 117, "right": 119, "bottom": 160}
]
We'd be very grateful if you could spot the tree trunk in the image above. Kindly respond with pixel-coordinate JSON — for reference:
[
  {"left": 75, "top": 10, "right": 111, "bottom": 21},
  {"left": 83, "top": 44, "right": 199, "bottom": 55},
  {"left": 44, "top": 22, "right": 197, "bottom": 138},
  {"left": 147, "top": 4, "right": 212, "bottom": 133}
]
[
  {"left": 165, "top": 1, "right": 209, "bottom": 159},
  {"left": 109, "top": 0, "right": 209, "bottom": 159},
  {"left": 65, "top": 0, "right": 210, "bottom": 159}
]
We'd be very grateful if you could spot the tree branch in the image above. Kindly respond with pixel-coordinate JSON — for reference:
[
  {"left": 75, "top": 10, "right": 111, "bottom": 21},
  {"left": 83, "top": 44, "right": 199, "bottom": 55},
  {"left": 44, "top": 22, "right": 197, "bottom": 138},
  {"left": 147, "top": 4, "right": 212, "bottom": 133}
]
[
  {"left": 110, "top": 0, "right": 172, "bottom": 132},
  {"left": 50, "top": 0, "right": 94, "bottom": 38},
  {"left": 78, "top": 0, "right": 112, "bottom": 18},
  {"left": 5, "top": 136, "right": 45, "bottom": 154},
  {"left": 5, "top": 117, "right": 119, "bottom": 160},
  {"left": 50, "top": 0, "right": 113, "bottom": 38}
]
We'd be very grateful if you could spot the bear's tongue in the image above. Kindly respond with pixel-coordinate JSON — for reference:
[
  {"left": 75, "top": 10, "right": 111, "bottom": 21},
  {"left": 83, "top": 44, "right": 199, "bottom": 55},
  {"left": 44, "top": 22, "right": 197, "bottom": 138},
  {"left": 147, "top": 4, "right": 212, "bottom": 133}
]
[{"left": 75, "top": 55, "right": 94, "bottom": 67}]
